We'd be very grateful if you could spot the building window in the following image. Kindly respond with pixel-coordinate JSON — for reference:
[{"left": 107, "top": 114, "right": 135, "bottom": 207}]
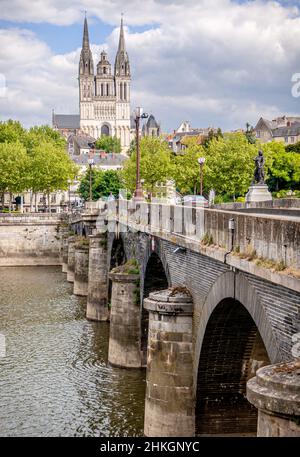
[
  {"left": 101, "top": 84, "right": 104, "bottom": 96},
  {"left": 103, "top": 67, "right": 106, "bottom": 74},
  {"left": 107, "top": 83, "right": 109, "bottom": 96},
  {"left": 101, "top": 125, "right": 110, "bottom": 136},
  {"left": 285, "top": 136, "right": 288, "bottom": 143},
  {"left": 256, "top": 131, "right": 260, "bottom": 138},
  {"left": 291, "top": 136, "right": 295, "bottom": 143}
]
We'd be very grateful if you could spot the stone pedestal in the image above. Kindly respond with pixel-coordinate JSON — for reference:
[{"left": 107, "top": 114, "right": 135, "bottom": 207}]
[
  {"left": 143, "top": 289, "right": 194, "bottom": 437},
  {"left": 73, "top": 243, "right": 89, "bottom": 296},
  {"left": 67, "top": 236, "right": 76, "bottom": 283},
  {"left": 108, "top": 272, "right": 141, "bottom": 368},
  {"left": 246, "top": 184, "right": 272, "bottom": 204},
  {"left": 87, "top": 234, "right": 108, "bottom": 321},
  {"left": 62, "top": 234, "right": 69, "bottom": 273},
  {"left": 247, "top": 360, "right": 300, "bottom": 436}
]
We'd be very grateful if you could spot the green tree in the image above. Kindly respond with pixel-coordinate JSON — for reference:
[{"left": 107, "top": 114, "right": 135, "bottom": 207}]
[
  {"left": 79, "top": 169, "right": 122, "bottom": 201},
  {"left": 286, "top": 141, "right": 300, "bottom": 153},
  {"left": 0, "top": 120, "right": 26, "bottom": 144},
  {"left": 172, "top": 138, "right": 205, "bottom": 194},
  {"left": 203, "top": 128, "right": 223, "bottom": 149},
  {"left": 95, "top": 136, "right": 121, "bottom": 153},
  {"left": 204, "top": 133, "right": 258, "bottom": 198},
  {"left": 245, "top": 122, "right": 257, "bottom": 144},
  {"left": 27, "top": 141, "right": 77, "bottom": 211},
  {"left": 261, "top": 141, "right": 300, "bottom": 192},
  {"left": 122, "top": 136, "right": 173, "bottom": 196},
  {"left": 172, "top": 133, "right": 259, "bottom": 199},
  {"left": 0, "top": 141, "right": 29, "bottom": 210},
  {"left": 24, "top": 125, "right": 66, "bottom": 151}
]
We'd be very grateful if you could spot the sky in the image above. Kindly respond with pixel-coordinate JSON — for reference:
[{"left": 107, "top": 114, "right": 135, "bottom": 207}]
[{"left": 0, "top": 0, "right": 300, "bottom": 132}]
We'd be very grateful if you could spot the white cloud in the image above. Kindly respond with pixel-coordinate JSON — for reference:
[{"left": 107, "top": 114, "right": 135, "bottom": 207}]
[{"left": 1, "top": 1, "right": 300, "bottom": 131}]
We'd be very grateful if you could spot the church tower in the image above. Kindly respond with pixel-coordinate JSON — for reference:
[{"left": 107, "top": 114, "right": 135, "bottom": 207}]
[
  {"left": 114, "top": 17, "right": 131, "bottom": 150},
  {"left": 78, "top": 15, "right": 131, "bottom": 153},
  {"left": 79, "top": 17, "right": 94, "bottom": 126}
]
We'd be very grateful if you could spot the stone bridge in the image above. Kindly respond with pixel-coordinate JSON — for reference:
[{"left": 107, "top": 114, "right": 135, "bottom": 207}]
[{"left": 65, "top": 199, "right": 300, "bottom": 437}]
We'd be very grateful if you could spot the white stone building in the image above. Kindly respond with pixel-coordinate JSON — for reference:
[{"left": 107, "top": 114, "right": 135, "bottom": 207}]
[{"left": 78, "top": 17, "right": 131, "bottom": 152}]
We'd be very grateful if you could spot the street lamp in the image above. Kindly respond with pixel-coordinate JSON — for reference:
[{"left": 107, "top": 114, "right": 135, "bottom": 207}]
[
  {"left": 68, "top": 179, "right": 72, "bottom": 212},
  {"left": 198, "top": 157, "right": 205, "bottom": 196},
  {"left": 134, "top": 107, "right": 148, "bottom": 201},
  {"left": 88, "top": 157, "right": 95, "bottom": 201}
]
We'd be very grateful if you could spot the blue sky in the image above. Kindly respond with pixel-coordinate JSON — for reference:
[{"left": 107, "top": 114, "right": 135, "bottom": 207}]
[
  {"left": 0, "top": 0, "right": 300, "bottom": 131},
  {"left": 0, "top": 18, "right": 154, "bottom": 54}
]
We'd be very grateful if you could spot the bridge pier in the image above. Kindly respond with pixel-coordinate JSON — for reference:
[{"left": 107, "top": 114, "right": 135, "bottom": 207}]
[
  {"left": 247, "top": 361, "right": 300, "bottom": 436},
  {"left": 58, "top": 223, "right": 69, "bottom": 266},
  {"left": 143, "top": 289, "right": 194, "bottom": 437},
  {"left": 87, "top": 234, "right": 109, "bottom": 321},
  {"left": 73, "top": 241, "right": 89, "bottom": 296},
  {"left": 108, "top": 270, "right": 141, "bottom": 368},
  {"left": 61, "top": 233, "right": 69, "bottom": 273},
  {"left": 67, "top": 236, "right": 76, "bottom": 283}
]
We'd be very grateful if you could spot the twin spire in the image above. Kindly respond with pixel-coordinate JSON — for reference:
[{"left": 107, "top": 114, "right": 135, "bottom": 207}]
[
  {"left": 79, "top": 15, "right": 130, "bottom": 77},
  {"left": 82, "top": 16, "right": 90, "bottom": 50}
]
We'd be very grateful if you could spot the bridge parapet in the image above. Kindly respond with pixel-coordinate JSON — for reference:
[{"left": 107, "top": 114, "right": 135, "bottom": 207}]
[{"left": 107, "top": 200, "right": 300, "bottom": 270}]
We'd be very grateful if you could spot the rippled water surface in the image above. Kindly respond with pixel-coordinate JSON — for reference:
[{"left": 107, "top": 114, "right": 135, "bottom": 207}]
[{"left": 0, "top": 266, "right": 146, "bottom": 437}]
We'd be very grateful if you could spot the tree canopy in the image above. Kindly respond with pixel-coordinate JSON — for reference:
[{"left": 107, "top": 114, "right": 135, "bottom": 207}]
[
  {"left": 122, "top": 136, "right": 173, "bottom": 196},
  {"left": 0, "top": 120, "right": 77, "bottom": 208},
  {"left": 95, "top": 136, "right": 121, "bottom": 153},
  {"left": 262, "top": 141, "right": 300, "bottom": 192},
  {"left": 79, "top": 169, "right": 122, "bottom": 201}
]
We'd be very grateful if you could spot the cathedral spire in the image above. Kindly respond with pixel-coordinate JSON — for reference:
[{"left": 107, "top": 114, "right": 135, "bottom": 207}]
[
  {"left": 118, "top": 16, "right": 126, "bottom": 53},
  {"left": 79, "top": 15, "right": 94, "bottom": 76},
  {"left": 114, "top": 15, "right": 130, "bottom": 77},
  {"left": 82, "top": 15, "right": 90, "bottom": 49}
]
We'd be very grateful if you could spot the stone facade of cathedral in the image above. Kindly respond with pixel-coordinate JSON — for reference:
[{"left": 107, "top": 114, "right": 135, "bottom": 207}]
[{"left": 79, "top": 17, "right": 131, "bottom": 152}]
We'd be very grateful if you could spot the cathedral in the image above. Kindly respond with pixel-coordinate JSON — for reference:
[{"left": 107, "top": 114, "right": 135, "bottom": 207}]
[{"left": 78, "top": 16, "right": 131, "bottom": 152}]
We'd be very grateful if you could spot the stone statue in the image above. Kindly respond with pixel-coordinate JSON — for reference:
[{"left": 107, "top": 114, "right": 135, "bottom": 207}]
[{"left": 253, "top": 150, "right": 265, "bottom": 184}]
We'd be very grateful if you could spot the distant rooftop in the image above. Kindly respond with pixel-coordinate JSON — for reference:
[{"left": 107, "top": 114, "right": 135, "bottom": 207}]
[
  {"left": 71, "top": 153, "right": 126, "bottom": 167},
  {"left": 53, "top": 114, "right": 80, "bottom": 129}
]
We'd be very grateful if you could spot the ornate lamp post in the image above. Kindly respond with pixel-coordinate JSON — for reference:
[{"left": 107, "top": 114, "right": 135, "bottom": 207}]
[
  {"left": 68, "top": 179, "right": 72, "bottom": 212},
  {"left": 134, "top": 107, "right": 148, "bottom": 201},
  {"left": 88, "top": 157, "right": 95, "bottom": 202},
  {"left": 198, "top": 157, "right": 205, "bottom": 196}
]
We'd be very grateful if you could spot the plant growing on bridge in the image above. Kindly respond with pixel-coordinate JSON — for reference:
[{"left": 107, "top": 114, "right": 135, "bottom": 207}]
[
  {"left": 75, "top": 236, "right": 89, "bottom": 248},
  {"left": 201, "top": 232, "right": 214, "bottom": 246},
  {"left": 111, "top": 258, "right": 140, "bottom": 275}
]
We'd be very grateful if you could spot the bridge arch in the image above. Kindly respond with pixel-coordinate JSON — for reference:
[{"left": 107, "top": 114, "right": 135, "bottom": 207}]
[
  {"left": 141, "top": 251, "right": 169, "bottom": 364},
  {"left": 194, "top": 270, "right": 281, "bottom": 436}
]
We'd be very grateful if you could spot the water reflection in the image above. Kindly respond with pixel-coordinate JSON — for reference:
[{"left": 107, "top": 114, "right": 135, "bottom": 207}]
[{"left": 0, "top": 266, "right": 145, "bottom": 437}]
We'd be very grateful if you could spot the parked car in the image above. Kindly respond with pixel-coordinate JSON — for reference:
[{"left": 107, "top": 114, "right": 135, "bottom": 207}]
[{"left": 182, "top": 195, "right": 209, "bottom": 207}]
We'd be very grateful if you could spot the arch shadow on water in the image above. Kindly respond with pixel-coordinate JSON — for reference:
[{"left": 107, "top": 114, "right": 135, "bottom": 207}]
[{"left": 195, "top": 297, "right": 270, "bottom": 436}]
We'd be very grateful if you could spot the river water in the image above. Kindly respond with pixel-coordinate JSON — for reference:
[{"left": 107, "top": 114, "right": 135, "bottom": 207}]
[{"left": 0, "top": 266, "right": 146, "bottom": 437}]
